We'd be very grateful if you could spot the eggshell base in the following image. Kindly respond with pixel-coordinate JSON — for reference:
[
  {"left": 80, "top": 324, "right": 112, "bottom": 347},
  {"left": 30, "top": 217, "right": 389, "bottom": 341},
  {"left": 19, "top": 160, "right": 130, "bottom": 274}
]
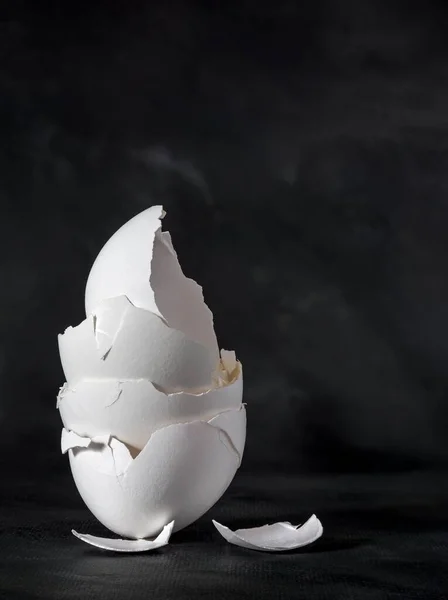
[{"left": 65, "top": 408, "right": 246, "bottom": 539}]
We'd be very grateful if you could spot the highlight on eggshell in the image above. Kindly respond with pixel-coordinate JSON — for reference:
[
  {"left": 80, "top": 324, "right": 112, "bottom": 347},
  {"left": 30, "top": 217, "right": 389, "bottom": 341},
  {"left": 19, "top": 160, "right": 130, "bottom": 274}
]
[{"left": 57, "top": 206, "right": 246, "bottom": 547}]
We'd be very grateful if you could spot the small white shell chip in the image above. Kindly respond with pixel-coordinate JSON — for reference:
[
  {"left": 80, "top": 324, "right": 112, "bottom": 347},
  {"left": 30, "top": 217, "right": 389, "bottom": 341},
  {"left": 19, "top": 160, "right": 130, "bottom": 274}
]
[{"left": 212, "top": 514, "right": 323, "bottom": 552}]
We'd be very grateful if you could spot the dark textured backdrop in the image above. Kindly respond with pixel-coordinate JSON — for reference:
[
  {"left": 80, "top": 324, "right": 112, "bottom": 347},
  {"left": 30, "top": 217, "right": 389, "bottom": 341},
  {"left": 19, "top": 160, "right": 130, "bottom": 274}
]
[
  {"left": 1, "top": 3, "right": 448, "bottom": 598},
  {"left": 2, "top": 0, "right": 448, "bottom": 472}
]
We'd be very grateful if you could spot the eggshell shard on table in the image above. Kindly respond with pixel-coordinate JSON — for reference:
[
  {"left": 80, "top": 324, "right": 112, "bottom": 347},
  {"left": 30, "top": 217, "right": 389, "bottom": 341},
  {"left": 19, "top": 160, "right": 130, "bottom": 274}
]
[
  {"left": 85, "top": 205, "right": 218, "bottom": 357},
  {"left": 212, "top": 514, "right": 323, "bottom": 552},
  {"left": 58, "top": 368, "right": 243, "bottom": 452},
  {"left": 58, "top": 295, "right": 218, "bottom": 392},
  {"left": 61, "top": 406, "right": 246, "bottom": 539},
  {"left": 72, "top": 520, "right": 174, "bottom": 553}
]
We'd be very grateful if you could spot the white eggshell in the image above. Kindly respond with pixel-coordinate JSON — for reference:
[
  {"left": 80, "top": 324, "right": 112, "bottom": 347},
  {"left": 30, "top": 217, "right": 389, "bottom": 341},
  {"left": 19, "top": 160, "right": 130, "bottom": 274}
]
[
  {"left": 85, "top": 206, "right": 218, "bottom": 356},
  {"left": 58, "top": 372, "right": 243, "bottom": 452},
  {"left": 212, "top": 515, "right": 323, "bottom": 552},
  {"left": 72, "top": 521, "right": 174, "bottom": 553},
  {"left": 62, "top": 407, "right": 246, "bottom": 539},
  {"left": 58, "top": 296, "right": 217, "bottom": 392}
]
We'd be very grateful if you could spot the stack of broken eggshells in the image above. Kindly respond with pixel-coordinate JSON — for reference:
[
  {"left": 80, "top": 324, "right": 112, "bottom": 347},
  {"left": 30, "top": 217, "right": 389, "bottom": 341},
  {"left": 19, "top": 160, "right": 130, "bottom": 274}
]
[{"left": 57, "top": 205, "right": 323, "bottom": 553}]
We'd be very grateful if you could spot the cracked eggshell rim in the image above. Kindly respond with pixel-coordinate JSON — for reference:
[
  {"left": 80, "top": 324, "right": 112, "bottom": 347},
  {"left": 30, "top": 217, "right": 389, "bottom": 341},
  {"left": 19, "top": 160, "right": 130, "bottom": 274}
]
[
  {"left": 84, "top": 205, "right": 218, "bottom": 357},
  {"left": 62, "top": 407, "right": 246, "bottom": 539},
  {"left": 58, "top": 371, "right": 243, "bottom": 452},
  {"left": 58, "top": 295, "right": 218, "bottom": 392}
]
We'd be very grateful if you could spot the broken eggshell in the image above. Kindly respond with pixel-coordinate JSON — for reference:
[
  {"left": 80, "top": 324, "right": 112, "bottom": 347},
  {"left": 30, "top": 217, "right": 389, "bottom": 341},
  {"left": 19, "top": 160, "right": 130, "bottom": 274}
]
[
  {"left": 62, "top": 406, "right": 246, "bottom": 539},
  {"left": 85, "top": 205, "right": 218, "bottom": 355},
  {"left": 59, "top": 205, "right": 246, "bottom": 546},
  {"left": 72, "top": 520, "right": 174, "bottom": 553},
  {"left": 58, "top": 295, "right": 218, "bottom": 392},
  {"left": 212, "top": 514, "right": 323, "bottom": 552},
  {"left": 58, "top": 363, "right": 243, "bottom": 453}
]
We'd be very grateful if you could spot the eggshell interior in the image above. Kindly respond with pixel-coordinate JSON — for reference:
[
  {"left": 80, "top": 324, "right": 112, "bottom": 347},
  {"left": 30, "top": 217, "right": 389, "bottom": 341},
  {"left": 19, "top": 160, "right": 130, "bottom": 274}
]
[
  {"left": 62, "top": 406, "right": 246, "bottom": 539},
  {"left": 58, "top": 372, "right": 243, "bottom": 452},
  {"left": 59, "top": 296, "right": 218, "bottom": 392},
  {"left": 85, "top": 206, "right": 218, "bottom": 356},
  {"left": 150, "top": 226, "right": 218, "bottom": 353}
]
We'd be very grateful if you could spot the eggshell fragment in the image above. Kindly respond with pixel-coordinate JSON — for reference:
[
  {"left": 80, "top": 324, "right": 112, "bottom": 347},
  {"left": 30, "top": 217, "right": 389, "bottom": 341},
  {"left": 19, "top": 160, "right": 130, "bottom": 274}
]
[
  {"left": 58, "top": 295, "right": 217, "bottom": 392},
  {"left": 212, "top": 514, "right": 323, "bottom": 552},
  {"left": 85, "top": 206, "right": 218, "bottom": 356},
  {"left": 58, "top": 371, "right": 243, "bottom": 452},
  {"left": 61, "top": 406, "right": 246, "bottom": 539},
  {"left": 72, "top": 521, "right": 174, "bottom": 553}
]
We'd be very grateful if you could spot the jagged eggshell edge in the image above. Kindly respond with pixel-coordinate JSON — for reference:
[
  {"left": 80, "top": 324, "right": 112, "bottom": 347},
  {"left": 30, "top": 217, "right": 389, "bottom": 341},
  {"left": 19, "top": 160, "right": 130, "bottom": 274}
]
[{"left": 58, "top": 370, "right": 243, "bottom": 452}]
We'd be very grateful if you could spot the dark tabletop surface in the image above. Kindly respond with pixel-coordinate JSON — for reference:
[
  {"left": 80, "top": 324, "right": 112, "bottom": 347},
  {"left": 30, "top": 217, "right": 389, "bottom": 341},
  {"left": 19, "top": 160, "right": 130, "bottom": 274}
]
[{"left": 1, "top": 463, "right": 448, "bottom": 600}]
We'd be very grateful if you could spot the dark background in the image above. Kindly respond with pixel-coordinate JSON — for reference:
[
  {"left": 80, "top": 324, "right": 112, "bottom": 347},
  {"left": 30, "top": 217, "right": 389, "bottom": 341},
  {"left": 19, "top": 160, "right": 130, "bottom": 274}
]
[{"left": 1, "top": 1, "right": 448, "bottom": 598}]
